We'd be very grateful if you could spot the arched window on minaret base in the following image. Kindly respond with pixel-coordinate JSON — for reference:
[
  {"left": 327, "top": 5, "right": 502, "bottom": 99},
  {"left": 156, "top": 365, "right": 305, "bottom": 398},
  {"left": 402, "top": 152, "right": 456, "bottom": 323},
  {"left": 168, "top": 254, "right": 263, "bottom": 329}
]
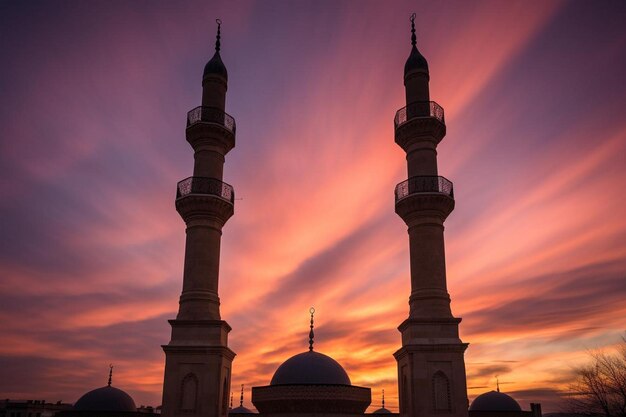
[
  {"left": 432, "top": 371, "right": 452, "bottom": 413},
  {"left": 180, "top": 373, "right": 198, "bottom": 412},
  {"left": 401, "top": 370, "right": 408, "bottom": 414},
  {"left": 221, "top": 376, "right": 229, "bottom": 415}
]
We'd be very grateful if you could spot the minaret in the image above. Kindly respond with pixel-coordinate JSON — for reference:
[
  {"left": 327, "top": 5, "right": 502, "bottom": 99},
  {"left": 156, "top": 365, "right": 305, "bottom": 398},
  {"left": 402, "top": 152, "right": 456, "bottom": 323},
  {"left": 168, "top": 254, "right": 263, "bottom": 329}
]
[
  {"left": 161, "top": 19, "right": 236, "bottom": 417},
  {"left": 393, "top": 14, "right": 469, "bottom": 417}
]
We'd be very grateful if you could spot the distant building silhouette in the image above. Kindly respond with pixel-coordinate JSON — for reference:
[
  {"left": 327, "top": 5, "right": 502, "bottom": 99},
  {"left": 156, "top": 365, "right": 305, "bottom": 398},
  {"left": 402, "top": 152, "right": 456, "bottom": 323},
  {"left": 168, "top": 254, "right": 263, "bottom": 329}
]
[
  {"left": 372, "top": 390, "right": 392, "bottom": 414},
  {"left": 228, "top": 385, "right": 253, "bottom": 416},
  {"left": 0, "top": 400, "right": 72, "bottom": 417}
]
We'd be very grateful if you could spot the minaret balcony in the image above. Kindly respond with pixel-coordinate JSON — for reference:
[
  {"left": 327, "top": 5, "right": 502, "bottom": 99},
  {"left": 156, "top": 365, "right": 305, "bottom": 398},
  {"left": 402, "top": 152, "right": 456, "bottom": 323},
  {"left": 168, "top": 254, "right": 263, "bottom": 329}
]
[
  {"left": 395, "top": 176, "right": 455, "bottom": 223},
  {"left": 394, "top": 101, "right": 446, "bottom": 148},
  {"left": 395, "top": 176, "right": 454, "bottom": 202},
  {"left": 187, "top": 106, "right": 236, "bottom": 134},
  {"left": 394, "top": 101, "right": 445, "bottom": 128},
  {"left": 176, "top": 176, "right": 234, "bottom": 203}
]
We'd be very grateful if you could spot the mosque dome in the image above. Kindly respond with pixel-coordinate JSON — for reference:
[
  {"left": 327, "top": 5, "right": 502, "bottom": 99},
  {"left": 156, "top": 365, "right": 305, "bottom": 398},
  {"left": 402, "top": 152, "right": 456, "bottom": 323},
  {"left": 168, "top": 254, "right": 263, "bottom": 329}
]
[
  {"left": 404, "top": 45, "right": 429, "bottom": 75},
  {"left": 252, "top": 309, "right": 370, "bottom": 415},
  {"left": 229, "top": 405, "right": 254, "bottom": 414},
  {"left": 469, "top": 391, "right": 522, "bottom": 412},
  {"left": 203, "top": 52, "right": 228, "bottom": 81},
  {"left": 270, "top": 351, "right": 351, "bottom": 385},
  {"left": 73, "top": 386, "right": 137, "bottom": 412}
]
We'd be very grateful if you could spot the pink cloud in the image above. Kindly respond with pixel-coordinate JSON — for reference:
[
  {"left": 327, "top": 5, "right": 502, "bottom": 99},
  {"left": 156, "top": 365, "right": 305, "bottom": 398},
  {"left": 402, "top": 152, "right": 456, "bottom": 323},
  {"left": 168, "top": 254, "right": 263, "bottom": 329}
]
[{"left": 1, "top": 1, "right": 625, "bottom": 413}]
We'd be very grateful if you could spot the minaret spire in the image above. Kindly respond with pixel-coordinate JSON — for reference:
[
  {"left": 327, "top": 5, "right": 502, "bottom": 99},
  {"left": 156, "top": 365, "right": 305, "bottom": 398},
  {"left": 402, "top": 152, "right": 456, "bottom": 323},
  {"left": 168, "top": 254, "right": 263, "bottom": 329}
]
[
  {"left": 496, "top": 376, "right": 500, "bottom": 392},
  {"left": 308, "top": 307, "right": 315, "bottom": 352},
  {"left": 230, "top": 392, "right": 233, "bottom": 409},
  {"left": 215, "top": 19, "right": 221, "bottom": 53},
  {"left": 107, "top": 364, "right": 113, "bottom": 387},
  {"left": 410, "top": 13, "right": 416, "bottom": 47}
]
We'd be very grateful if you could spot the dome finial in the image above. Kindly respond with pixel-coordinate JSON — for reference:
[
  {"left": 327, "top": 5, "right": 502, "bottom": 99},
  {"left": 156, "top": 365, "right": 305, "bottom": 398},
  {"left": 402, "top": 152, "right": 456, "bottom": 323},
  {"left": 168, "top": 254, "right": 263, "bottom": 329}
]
[
  {"left": 382, "top": 389, "right": 386, "bottom": 408},
  {"left": 240, "top": 384, "right": 244, "bottom": 407},
  {"left": 215, "top": 18, "right": 222, "bottom": 53},
  {"left": 496, "top": 375, "right": 500, "bottom": 392},
  {"left": 230, "top": 392, "right": 233, "bottom": 409},
  {"left": 309, "top": 307, "right": 315, "bottom": 352},
  {"left": 107, "top": 364, "right": 113, "bottom": 387},
  {"left": 410, "top": 13, "right": 416, "bottom": 47}
]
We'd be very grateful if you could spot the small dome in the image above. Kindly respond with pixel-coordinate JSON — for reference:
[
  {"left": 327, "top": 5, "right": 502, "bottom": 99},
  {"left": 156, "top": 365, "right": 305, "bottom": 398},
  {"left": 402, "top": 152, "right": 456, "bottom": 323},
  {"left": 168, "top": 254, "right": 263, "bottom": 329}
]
[
  {"left": 404, "top": 45, "right": 429, "bottom": 75},
  {"left": 203, "top": 52, "right": 228, "bottom": 81},
  {"left": 373, "top": 407, "right": 392, "bottom": 414},
  {"left": 74, "top": 386, "right": 137, "bottom": 412},
  {"left": 469, "top": 391, "right": 521, "bottom": 412},
  {"left": 230, "top": 405, "right": 254, "bottom": 414},
  {"left": 270, "top": 351, "right": 351, "bottom": 385}
]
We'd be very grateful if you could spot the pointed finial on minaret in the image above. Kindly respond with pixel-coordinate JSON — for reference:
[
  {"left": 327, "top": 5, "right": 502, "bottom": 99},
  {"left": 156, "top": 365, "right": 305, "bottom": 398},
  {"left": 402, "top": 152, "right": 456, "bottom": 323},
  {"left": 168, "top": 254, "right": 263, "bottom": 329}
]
[
  {"left": 496, "top": 375, "right": 500, "bottom": 392},
  {"left": 240, "top": 384, "right": 244, "bottom": 407},
  {"left": 215, "top": 18, "right": 222, "bottom": 53},
  {"left": 308, "top": 307, "right": 315, "bottom": 351},
  {"left": 230, "top": 392, "right": 233, "bottom": 409},
  {"left": 107, "top": 364, "right": 113, "bottom": 387},
  {"left": 382, "top": 389, "right": 386, "bottom": 408},
  {"left": 410, "top": 13, "right": 416, "bottom": 47}
]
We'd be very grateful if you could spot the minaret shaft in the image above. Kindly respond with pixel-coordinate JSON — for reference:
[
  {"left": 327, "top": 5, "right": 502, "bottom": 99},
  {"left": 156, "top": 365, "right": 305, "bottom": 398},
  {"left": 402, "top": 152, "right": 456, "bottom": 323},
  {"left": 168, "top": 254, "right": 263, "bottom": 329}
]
[
  {"left": 408, "top": 223, "right": 452, "bottom": 318},
  {"left": 178, "top": 223, "right": 223, "bottom": 320},
  {"left": 202, "top": 78, "right": 226, "bottom": 109},
  {"left": 406, "top": 145, "right": 438, "bottom": 177},
  {"left": 404, "top": 72, "right": 430, "bottom": 105},
  {"left": 193, "top": 150, "right": 225, "bottom": 179},
  {"left": 176, "top": 70, "right": 231, "bottom": 319}
]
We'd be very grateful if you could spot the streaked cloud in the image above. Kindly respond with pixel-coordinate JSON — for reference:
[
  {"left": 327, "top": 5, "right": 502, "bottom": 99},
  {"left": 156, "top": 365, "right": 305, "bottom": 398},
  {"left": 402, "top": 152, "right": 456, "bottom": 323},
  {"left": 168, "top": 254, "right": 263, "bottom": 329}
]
[{"left": 1, "top": 0, "right": 625, "bottom": 413}]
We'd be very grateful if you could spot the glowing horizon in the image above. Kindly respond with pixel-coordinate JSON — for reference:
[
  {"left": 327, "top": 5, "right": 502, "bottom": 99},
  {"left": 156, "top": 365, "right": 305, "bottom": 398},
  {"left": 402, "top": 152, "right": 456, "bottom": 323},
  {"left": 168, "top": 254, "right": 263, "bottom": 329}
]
[{"left": 1, "top": 1, "right": 626, "bottom": 413}]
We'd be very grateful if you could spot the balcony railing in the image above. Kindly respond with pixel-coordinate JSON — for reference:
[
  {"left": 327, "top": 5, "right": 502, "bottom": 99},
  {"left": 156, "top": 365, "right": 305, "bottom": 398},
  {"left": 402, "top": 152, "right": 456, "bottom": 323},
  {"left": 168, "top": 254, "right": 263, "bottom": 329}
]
[
  {"left": 395, "top": 176, "right": 454, "bottom": 202},
  {"left": 394, "top": 101, "right": 445, "bottom": 129},
  {"left": 176, "top": 176, "right": 234, "bottom": 203},
  {"left": 187, "top": 106, "right": 236, "bottom": 134}
]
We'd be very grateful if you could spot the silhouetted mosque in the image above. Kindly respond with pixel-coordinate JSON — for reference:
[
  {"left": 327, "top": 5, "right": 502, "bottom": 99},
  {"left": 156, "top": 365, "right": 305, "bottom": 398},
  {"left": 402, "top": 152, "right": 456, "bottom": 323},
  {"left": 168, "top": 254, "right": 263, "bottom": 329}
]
[
  {"left": 55, "top": 366, "right": 157, "bottom": 417},
  {"left": 63, "top": 15, "right": 544, "bottom": 417}
]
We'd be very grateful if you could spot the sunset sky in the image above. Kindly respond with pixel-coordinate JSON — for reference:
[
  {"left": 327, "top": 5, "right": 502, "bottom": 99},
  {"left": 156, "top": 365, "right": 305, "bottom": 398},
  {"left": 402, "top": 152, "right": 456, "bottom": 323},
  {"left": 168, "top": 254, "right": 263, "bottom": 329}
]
[{"left": 1, "top": 0, "right": 626, "bottom": 413}]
